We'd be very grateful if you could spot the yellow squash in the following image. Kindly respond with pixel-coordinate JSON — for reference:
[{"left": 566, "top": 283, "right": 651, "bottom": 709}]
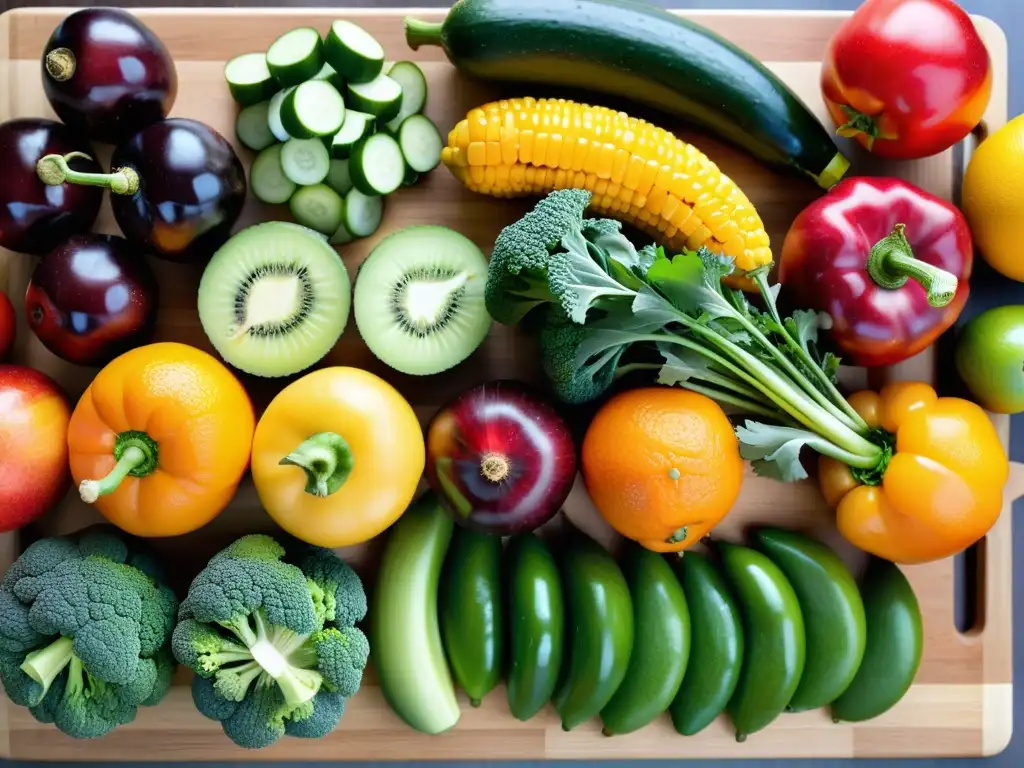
[
  {"left": 250, "top": 367, "right": 426, "bottom": 548},
  {"left": 442, "top": 97, "right": 772, "bottom": 284}
]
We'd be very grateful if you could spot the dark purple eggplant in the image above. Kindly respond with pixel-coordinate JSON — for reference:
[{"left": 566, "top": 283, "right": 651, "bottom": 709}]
[
  {"left": 42, "top": 8, "right": 177, "bottom": 145},
  {"left": 37, "top": 118, "right": 247, "bottom": 263},
  {"left": 25, "top": 233, "right": 158, "bottom": 366},
  {"left": 0, "top": 118, "right": 103, "bottom": 256}
]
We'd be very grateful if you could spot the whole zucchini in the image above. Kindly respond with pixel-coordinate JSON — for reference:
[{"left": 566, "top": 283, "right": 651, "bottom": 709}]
[{"left": 405, "top": 0, "right": 849, "bottom": 189}]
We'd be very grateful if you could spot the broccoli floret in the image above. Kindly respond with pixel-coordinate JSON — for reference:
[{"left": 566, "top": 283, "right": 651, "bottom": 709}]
[
  {"left": 485, "top": 189, "right": 637, "bottom": 326},
  {"left": 174, "top": 534, "right": 369, "bottom": 750},
  {"left": 291, "top": 544, "right": 367, "bottom": 628},
  {"left": 172, "top": 619, "right": 252, "bottom": 678},
  {"left": 0, "top": 527, "right": 179, "bottom": 740},
  {"left": 284, "top": 690, "right": 346, "bottom": 740}
]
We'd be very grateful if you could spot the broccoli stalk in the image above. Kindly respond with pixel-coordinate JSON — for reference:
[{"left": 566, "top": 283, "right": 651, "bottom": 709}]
[
  {"left": 20, "top": 636, "right": 74, "bottom": 695},
  {"left": 213, "top": 609, "right": 322, "bottom": 708}
]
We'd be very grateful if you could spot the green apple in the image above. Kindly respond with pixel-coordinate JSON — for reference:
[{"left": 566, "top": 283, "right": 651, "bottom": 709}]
[{"left": 954, "top": 305, "right": 1024, "bottom": 414}]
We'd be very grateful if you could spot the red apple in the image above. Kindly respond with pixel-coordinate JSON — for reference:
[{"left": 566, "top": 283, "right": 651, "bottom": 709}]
[
  {"left": 0, "top": 293, "right": 14, "bottom": 361},
  {"left": 0, "top": 366, "right": 71, "bottom": 531}
]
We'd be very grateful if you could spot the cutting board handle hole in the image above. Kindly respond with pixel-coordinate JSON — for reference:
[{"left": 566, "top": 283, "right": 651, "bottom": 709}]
[{"left": 954, "top": 537, "right": 987, "bottom": 635}]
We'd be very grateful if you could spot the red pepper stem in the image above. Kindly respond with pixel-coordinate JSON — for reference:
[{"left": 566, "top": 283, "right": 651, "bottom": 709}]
[{"left": 866, "top": 223, "right": 958, "bottom": 308}]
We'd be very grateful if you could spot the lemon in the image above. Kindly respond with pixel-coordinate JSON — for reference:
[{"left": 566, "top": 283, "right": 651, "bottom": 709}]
[{"left": 962, "top": 114, "right": 1024, "bottom": 282}]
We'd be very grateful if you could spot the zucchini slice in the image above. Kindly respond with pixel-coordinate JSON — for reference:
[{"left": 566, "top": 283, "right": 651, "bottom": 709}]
[
  {"left": 349, "top": 133, "right": 405, "bottom": 196},
  {"left": 346, "top": 74, "right": 403, "bottom": 124},
  {"left": 224, "top": 52, "right": 277, "bottom": 106},
  {"left": 325, "top": 20, "right": 385, "bottom": 84},
  {"left": 280, "top": 80, "right": 346, "bottom": 139},
  {"left": 266, "top": 26, "right": 324, "bottom": 87}
]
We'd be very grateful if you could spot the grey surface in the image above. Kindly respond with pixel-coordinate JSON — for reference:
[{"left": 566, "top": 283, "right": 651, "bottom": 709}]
[{"left": 2, "top": 0, "right": 1023, "bottom": 765}]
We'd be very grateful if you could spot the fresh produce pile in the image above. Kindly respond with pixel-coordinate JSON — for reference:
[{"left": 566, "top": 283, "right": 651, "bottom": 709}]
[{"left": 0, "top": 0, "right": 1019, "bottom": 752}]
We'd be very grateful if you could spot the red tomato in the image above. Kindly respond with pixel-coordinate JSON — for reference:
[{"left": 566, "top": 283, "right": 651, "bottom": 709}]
[
  {"left": 821, "top": 0, "right": 992, "bottom": 160},
  {"left": 0, "top": 366, "right": 71, "bottom": 532},
  {"left": 0, "top": 292, "right": 14, "bottom": 361}
]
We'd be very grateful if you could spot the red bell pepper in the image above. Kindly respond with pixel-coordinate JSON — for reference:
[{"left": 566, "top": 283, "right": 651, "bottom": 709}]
[
  {"left": 820, "top": 0, "right": 992, "bottom": 160},
  {"left": 778, "top": 176, "right": 972, "bottom": 368}
]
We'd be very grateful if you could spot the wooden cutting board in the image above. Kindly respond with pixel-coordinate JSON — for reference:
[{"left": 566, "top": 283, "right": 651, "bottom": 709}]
[{"left": 0, "top": 5, "right": 1017, "bottom": 762}]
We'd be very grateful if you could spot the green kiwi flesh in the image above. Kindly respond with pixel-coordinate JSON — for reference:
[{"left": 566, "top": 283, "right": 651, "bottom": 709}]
[
  {"left": 197, "top": 221, "right": 351, "bottom": 377},
  {"left": 353, "top": 225, "right": 491, "bottom": 376}
]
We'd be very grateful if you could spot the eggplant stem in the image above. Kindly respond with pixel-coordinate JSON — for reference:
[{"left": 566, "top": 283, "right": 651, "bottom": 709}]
[{"left": 36, "top": 153, "right": 139, "bottom": 196}]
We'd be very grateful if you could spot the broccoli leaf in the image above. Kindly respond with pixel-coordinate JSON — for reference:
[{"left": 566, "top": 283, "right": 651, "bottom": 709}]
[{"left": 551, "top": 228, "right": 637, "bottom": 324}]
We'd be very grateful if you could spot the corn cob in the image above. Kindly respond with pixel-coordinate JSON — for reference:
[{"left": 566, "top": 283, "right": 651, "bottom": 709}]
[{"left": 442, "top": 97, "right": 772, "bottom": 276}]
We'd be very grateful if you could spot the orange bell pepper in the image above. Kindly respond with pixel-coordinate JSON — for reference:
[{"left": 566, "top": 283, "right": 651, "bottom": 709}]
[
  {"left": 819, "top": 381, "right": 1008, "bottom": 564},
  {"left": 67, "top": 342, "right": 256, "bottom": 537}
]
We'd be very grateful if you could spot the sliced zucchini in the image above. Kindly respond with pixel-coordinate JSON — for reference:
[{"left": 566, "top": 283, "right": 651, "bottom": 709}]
[
  {"left": 280, "top": 80, "right": 346, "bottom": 139},
  {"left": 250, "top": 144, "right": 296, "bottom": 204},
  {"left": 280, "top": 137, "right": 331, "bottom": 186},
  {"left": 326, "top": 159, "right": 355, "bottom": 197},
  {"left": 267, "top": 87, "right": 295, "bottom": 142},
  {"left": 330, "top": 110, "right": 376, "bottom": 159},
  {"left": 346, "top": 74, "right": 403, "bottom": 124},
  {"left": 235, "top": 101, "right": 276, "bottom": 152},
  {"left": 266, "top": 26, "right": 324, "bottom": 87},
  {"left": 397, "top": 114, "right": 443, "bottom": 174},
  {"left": 349, "top": 133, "right": 405, "bottom": 196},
  {"left": 383, "top": 61, "right": 428, "bottom": 132},
  {"left": 225, "top": 52, "right": 277, "bottom": 106},
  {"left": 343, "top": 188, "right": 384, "bottom": 238},
  {"left": 311, "top": 61, "right": 346, "bottom": 92},
  {"left": 324, "top": 20, "right": 385, "bottom": 84},
  {"left": 289, "top": 183, "right": 345, "bottom": 236},
  {"left": 329, "top": 220, "right": 356, "bottom": 245}
]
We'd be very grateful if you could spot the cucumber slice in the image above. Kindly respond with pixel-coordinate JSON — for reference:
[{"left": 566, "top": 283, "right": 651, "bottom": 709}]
[
  {"left": 343, "top": 188, "right": 384, "bottom": 238},
  {"left": 383, "top": 61, "right": 428, "bottom": 133},
  {"left": 324, "top": 20, "right": 385, "bottom": 84},
  {"left": 289, "top": 183, "right": 344, "bottom": 236},
  {"left": 225, "top": 52, "right": 277, "bottom": 106},
  {"left": 311, "top": 61, "right": 346, "bottom": 92},
  {"left": 267, "top": 87, "right": 295, "bottom": 142},
  {"left": 280, "top": 137, "right": 331, "bottom": 185},
  {"left": 326, "top": 159, "right": 354, "bottom": 196},
  {"left": 398, "top": 114, "right": 443, "bottom": 174},
  {"left": 266, "top": 27, "right": 324, "bottom": 87},
  {"left": 330, "top": 110, "right": 376, "bottom": 159},
  {"left": 235, "top": 101, "right": 276, "bottom": 152},
  {"left": 280, "top": 80, "right": 346, "bottom": 139},
  {"left": 349, "top": 133, "right": 405, "bottom": 196},
  {"left": 250, "top": 144, "right": 296, "bottom": 204},
  {"left": 347, "top": 74, "right": 403, "bottom": 124},
  {"left": 329, "top": 220, "right": 356, "bottom": 245}
]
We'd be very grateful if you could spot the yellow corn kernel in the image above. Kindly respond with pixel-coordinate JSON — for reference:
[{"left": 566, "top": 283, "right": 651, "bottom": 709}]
[{"left": 441, "top": 98, "right": 773, "bottom": 283}]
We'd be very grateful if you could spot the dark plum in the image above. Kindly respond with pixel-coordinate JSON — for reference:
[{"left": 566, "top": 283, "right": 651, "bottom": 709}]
[
  {"left": 25, "top": 233, "right": 158, "bottom": 367},
  {"left": 42, "top": 8, "right": 177, "bottom": 145},
  {"left": 37, "top": 118, "right": 247, "bottom": 263},
  {"left": 425, "top": 380, "right": 578, "bottom": 536},
  {"left": 0, "top": 118, "right": 103, "bottom": 256}
]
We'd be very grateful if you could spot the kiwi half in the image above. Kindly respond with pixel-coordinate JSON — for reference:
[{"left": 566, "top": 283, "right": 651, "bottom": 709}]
[
  {"left": 198, "top": 221, "right": 351, "bottom": 377},
  {"left": 353, "top": 225, "right": 492, "bottom": 376}
]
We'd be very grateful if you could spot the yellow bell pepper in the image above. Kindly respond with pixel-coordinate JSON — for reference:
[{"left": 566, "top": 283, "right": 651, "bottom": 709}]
[
  {"left": 819, "top": 381, "right": 1008, "bottom": 564},
  {"left": 250, "top": 367, "right": 426, "bottom": 548}
]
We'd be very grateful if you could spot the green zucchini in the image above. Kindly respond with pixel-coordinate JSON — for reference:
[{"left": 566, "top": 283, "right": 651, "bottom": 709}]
[{"left": 404, "top": 0, "right": 849, "bottom": 189}]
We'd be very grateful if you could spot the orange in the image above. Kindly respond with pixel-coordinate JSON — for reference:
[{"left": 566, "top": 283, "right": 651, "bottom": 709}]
[
  {"left": 962, "top": 113, "right": 1024, "bottom": 281},
  {"left": 580, "top": 387, "right": 743, "bottom": 552}
]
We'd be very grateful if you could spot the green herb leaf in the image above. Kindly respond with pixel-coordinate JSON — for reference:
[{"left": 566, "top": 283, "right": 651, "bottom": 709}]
[
  {"left": 656, "top": 344, "right": 720, "bottom": 387},
  {"left": 552, "top": 228, "right": 637, "bottom": 324},
  {"left": 734, "top": 421, "right": 819, "bottom": 482}
]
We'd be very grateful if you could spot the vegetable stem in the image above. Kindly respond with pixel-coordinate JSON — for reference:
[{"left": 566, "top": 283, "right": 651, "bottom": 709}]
[
  {"left": 280, "top": 432, "right": 354, "bottom": 498},
  {"left": 79, "top": 446, "right": 147, "bottom": 503},
  {"left": 867, "top": 223, "right": 958, "bottom": 308},
  {"left": 36, "top": 153, "right": 139, "bottom": 196},
  {"left": 676, "top": 381, "right": 783, "bottom": 420},
  {"left": 20, "top": 636, "right": 74, "bottom": 694},
  {"left": 403, "top": 18, "right": 445, "bottom": 49}
]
